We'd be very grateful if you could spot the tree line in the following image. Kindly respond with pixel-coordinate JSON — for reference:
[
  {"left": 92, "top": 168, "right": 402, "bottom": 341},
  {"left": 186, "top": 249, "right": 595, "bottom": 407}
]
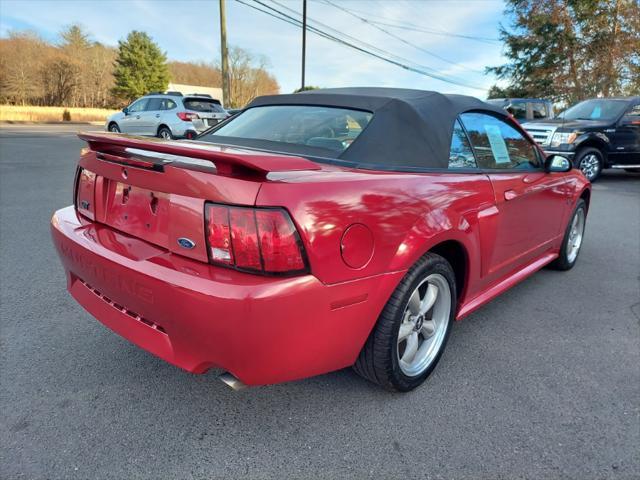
[
  {"left": 488, "top": 0, "right": 639, "bottom": 104},
  {"left": 0, "top": 25, "right": 279, "bottom": 108}
]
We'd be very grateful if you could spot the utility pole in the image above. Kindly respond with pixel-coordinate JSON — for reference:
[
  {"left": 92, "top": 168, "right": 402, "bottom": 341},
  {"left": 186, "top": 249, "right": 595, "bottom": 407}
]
[
  {"left": 219, "top": 0, "right": 230, "bottom": 107},
  {"left": 301, "top": 0, "right": 307, "bottom": 90}
]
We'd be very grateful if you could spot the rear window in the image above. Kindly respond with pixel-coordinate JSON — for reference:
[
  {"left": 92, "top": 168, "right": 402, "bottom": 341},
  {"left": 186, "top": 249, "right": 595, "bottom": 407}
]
[
  {"left": 184, "top": 98, "right": 225, "bottom": 113},
  {"left": 199, "top": 105, "right": 373, "bottom": 157}
]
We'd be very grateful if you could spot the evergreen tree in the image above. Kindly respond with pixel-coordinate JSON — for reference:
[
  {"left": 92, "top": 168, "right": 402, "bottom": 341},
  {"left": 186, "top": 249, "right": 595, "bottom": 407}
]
[
  {"left": 112, "top": 31, "right": 169, "bottom": 101},
  {"left": 488, "top": 0, "right": 639, "bottom": 103},
  {"left": 60, "top": 24, "right": 91, "bottom": 56}
]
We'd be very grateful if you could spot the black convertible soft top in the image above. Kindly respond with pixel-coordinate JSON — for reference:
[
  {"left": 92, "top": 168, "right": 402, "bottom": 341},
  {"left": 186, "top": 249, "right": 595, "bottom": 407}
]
[{"left": 245, "top": 87, "right": 507, "bottom": 170}]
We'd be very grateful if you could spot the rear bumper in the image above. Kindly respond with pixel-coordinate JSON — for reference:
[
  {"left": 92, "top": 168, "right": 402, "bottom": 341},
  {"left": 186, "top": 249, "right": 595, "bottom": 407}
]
[
  {"left": 168, "top": 120, "right": 200, "bottom": 137},
  {"left": 51, "top": 206, "right": 403, "bottom": 385}
]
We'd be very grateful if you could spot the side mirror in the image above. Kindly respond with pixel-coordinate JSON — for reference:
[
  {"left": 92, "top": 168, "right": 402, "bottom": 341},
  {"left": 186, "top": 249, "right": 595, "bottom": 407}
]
[
  {"left": 122, "top": 107, "right": 129, "bottom": 115},
  {"left": 545, "top": 154, "right": 572, "bottom": 173}
]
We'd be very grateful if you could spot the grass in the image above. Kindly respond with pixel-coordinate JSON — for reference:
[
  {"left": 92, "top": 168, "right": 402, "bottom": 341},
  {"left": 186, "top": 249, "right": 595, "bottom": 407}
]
[{"left": 0, "top": 105, "right": 119, "bottom": 123}]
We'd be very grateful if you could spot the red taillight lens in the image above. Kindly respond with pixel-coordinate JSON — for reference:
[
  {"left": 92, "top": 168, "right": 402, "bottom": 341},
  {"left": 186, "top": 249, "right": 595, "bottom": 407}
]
[
  {"left": 229, "top": 208, "right": 261, "bottom": 270},
  {"left": 206, "top": 205, "right": 233, "bottom": 264},
  {"left": 255, "top": 210, "right": 306, "bottom": 272},
  {"left": 205, "top": 203, "right": 307, "bottom": 275},
  {"left": 177, "top": 112, "right": 199, "bottom": 121}
]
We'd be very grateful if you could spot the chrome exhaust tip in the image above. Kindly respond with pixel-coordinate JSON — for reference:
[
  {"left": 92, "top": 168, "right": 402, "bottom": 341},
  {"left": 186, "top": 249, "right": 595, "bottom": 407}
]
[{"left": 219, "top": 372, "right": 247, "bottom": 391}]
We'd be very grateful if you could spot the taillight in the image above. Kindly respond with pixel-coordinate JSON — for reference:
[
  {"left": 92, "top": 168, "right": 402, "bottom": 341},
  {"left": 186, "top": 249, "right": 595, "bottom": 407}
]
[
  {"left": 177, "top": 112, "right": 199, "bottom": 121},
  {"left": 75, "top": 167, "right": 96, "bottom": 220},
  {"left": 205, "top": 203, "right": 308, "bottom": 275}
]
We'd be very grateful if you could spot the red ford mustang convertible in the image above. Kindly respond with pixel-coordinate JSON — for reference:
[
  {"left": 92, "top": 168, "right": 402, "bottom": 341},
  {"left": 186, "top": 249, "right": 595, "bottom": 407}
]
[{"left": 52, "top": 88, "right": 590, "bottom": 391}]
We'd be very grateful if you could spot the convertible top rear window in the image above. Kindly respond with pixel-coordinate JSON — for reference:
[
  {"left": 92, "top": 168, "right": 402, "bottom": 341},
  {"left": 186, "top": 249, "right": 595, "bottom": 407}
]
[
  {"left": 199, "top": 105, "right": 373, "bottom": 158},
  {"left": 198, "top": 88, "right": 509, "bottom": 170}
]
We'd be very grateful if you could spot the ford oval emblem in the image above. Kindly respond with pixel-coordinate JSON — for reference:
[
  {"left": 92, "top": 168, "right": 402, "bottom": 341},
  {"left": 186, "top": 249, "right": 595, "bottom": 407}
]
[{"left": 177, "top": 237, "right": 196, "bottom": 249}]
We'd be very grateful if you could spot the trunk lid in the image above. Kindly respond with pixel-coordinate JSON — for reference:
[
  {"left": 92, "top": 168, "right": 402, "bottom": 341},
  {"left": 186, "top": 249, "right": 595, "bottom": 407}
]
[{"left": 76, "top": 132, "right": 320, "bottom": 262}]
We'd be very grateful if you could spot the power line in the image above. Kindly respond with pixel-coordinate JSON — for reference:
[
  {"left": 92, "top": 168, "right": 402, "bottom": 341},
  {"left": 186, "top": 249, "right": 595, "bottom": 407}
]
[
  {"left": 269, "top": 0, "right": 485, "bottom": 82},
  {"left": 310, "top": 0, "right": 500, "bottom": 44},
  {"left": 236, "top": 0, "right": 303, "bottom": 29},
  {"left": 269, "top": 0, "right": 428, "bottom": 66},
  {"left": 321, "top": 0, "right": 486, "bottom": 74},
  {"left": 242, "top": 0, "right": 484, "bottom": 90},
  {"left": 368, "top": 19, "right": 500, "bottom": 44}
]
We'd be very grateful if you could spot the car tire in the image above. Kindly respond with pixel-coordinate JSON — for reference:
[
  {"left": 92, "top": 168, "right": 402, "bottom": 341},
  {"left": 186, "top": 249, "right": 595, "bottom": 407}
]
[
  {"left": 353, "top": 253, "right": 456, "bottom": 392},
  {"left": 575, "top": 147, "right": 604, "bottom": 182},
  {"left": 158, "top": 126, "right": 173, "bottom": 140},
  {"left": 549, "top": 199, "right": 587, "bottom": 271},
  {"left": 108, "top": 122, "right": 120, "bottom": 133}
]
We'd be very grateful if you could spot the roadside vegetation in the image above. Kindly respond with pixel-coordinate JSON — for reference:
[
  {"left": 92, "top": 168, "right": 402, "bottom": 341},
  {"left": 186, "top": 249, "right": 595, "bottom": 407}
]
[
  {"left": 488, "top": 0, "right": 639, "bottom": 103},
  {"left": 0, "top": 23, "right": 280, "bottom": 120},
  {"left": 0, "top": 105, "right": 117, "bottom": 123}
]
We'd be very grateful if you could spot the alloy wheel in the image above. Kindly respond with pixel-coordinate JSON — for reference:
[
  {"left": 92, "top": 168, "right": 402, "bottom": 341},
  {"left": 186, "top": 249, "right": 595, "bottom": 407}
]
[
  {"left": 566, "top": 207, "right": 585, "bottom": 263},
  {"left": 397, "top": 273, "right": 451, "bottom": 377},
  {"left": 579, "top": 154, "right": 600, "bottom": 181}
]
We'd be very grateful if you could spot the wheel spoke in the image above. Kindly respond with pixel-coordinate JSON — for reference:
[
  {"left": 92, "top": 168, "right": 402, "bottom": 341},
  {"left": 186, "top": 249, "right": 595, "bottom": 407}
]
[
  {"left": 421, "top": 319, "right": 436, "bottom": 338},
  {"left": 408, "top": 289, "right": 421, "bottom": 315},
  {"left": 398, "top": 322, "right": 414, "bottom": 342},
  {"left": 401, "top": 332, "right": 419, "bottom": 363},
  {"left": 396, "top": 273, "right": 453, "bottom": 377},
  {"left": 420, "top": 283, "right": 438, "bottom": 314}
]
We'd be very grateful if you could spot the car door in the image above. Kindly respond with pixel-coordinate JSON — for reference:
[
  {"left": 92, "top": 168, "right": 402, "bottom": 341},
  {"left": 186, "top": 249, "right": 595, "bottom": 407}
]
[
  {"left": 459, "top": 112, "right": 570, "bottom": 280},
  {"left": 138, "top": 97, "right": 163, "bottom": 135},
  {"left": 613, "top": 102, "right": 640, "bottom": 163},
  {"left": 121, "top": 98, "right": 149, "bottom": 134}
]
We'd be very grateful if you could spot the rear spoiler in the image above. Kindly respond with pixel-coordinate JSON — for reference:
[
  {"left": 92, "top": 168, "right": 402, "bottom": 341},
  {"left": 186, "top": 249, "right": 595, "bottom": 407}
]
[{"left": 78, "top": 132, "right": 321, "bottom": 176}]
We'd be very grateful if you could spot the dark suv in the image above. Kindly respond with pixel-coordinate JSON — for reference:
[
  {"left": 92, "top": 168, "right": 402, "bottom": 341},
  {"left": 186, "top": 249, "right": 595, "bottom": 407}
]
[{"left": 524, "top": 97, "right": 640, "bottom": 181}]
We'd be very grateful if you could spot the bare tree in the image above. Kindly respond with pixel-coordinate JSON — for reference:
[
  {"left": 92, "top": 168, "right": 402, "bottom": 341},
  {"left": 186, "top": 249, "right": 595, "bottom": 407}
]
[
  {"left": 87, "top": 43, "right": 117, "bottom": 107},
  {"left": 225, "top": 46, "right": 279, "bottom": 108},
  {"left": 169, "top": 61, "right": 221, "bottom": 87},
  {"left": 41, "top": 53, "right": 80, "bottom": 105},
  {"left": 0, "top": 32, "right": 49, "bottom": 105}
]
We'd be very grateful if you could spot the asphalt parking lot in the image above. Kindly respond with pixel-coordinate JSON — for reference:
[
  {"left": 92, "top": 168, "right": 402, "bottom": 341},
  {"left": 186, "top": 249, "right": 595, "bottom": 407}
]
[{"left": 1, "top": 124, "right": 639, "bottom": 480}]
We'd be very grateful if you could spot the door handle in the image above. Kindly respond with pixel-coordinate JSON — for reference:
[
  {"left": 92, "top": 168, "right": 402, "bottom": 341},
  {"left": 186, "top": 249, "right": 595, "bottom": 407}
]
[
  {"left": 504, "top": 190, "right": 518, "bottom": 201},
  {"left": 155, "top": 114, "right": 160, "bottom": 118},
  {"left": 135, "top": 115, "right": 140, "bottom": 119}
]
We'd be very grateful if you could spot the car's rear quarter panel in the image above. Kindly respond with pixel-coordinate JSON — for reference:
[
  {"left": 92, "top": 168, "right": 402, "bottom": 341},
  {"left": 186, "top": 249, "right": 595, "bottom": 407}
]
[{"left": 257, "top": 169, "right": 496, "bottom": 306}]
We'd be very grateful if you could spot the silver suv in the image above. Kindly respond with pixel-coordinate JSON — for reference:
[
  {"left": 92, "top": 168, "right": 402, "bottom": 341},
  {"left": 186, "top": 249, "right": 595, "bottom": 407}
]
[{"left": 106, "top": 93, "right": 229, "bottom": 139}]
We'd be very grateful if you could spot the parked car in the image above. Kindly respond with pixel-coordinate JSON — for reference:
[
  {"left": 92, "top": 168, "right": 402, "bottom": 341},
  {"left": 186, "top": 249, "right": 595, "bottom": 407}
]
[
  {"left": 52, "top": 88, "right": 590, "bottom": 392},
  {"left": 106, "top": 92, "right": 229, "bottom": 140},
  {"left": 486, "top": 98, "right": 554, "bottom": 123},
  {"left": 524, "top": 97, "right": 640, "bottom": 181}
]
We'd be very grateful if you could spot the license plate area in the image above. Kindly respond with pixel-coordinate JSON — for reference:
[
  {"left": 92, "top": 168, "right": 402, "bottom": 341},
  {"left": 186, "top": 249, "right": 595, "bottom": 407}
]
[{"left": 103, "top": 181, "right": 171, "bottom": 248}]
